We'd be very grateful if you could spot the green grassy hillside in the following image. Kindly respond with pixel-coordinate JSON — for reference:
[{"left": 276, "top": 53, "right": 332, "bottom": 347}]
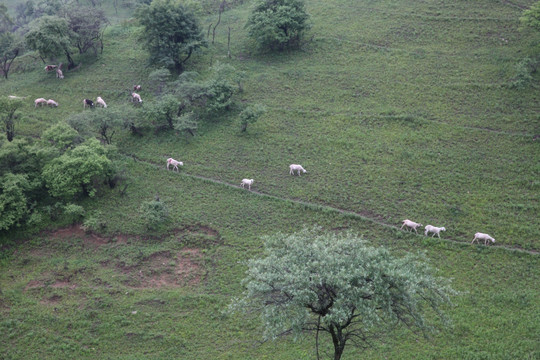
[{"left": 1, "top": 0, "right": 539, "bottom": 359}]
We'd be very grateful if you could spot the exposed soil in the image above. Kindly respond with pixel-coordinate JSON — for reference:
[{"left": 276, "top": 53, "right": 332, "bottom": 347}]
[{"left": 120, "top": 248, "right": 205, "bottom": 288}]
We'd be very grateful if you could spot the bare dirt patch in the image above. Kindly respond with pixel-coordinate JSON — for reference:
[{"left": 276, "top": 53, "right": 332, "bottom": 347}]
[
  {"left": 40, "top": 294, "right": 62, "bottom": 306},
  {"left": 120, "top": 248, "right": 205, "bottom": 288}
]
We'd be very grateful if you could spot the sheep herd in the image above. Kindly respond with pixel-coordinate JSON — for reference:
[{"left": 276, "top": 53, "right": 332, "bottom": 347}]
[
  {"left": 165, "top": 159, "right": 495, "bottom": 246},
  {"left": 31, "top": 85, "right": 143, "bottom": 110}
]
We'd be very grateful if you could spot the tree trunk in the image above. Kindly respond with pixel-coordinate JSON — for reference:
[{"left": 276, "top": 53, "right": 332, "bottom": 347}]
[{"left": 329, "top": 325, "right": 346, "bottom": 360}]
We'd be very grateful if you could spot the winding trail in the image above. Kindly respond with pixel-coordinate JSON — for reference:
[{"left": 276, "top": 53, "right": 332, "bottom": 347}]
[{"left": 125, "top": 153, "right": 539, "bottom": 256}]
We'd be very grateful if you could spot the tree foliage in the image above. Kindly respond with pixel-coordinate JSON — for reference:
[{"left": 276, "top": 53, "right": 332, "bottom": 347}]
[
  {"left": 25, "top": 15, "right": 74, "bottom": 65},
  {"left": 171, "top": 62, "right": 244, "bottom": 116},
  {"left": 42, "top": 138, "right": 113, "bottom": 199},
  {"left": 246, "top": 0, "right": 311, "bottom": 50},
  {"left": 136, "top": 0, "right": 207, "bottom": 71},
  {"left": 230, "top": 228, "right": 457, "bottom": 360},
  {"left": 0, "top": 33, "right": 24, "bottom": 79},
  {"left": 142, "top": 94, "right": 182, "bottom": 130},
  {"left": 42, "top": 122, "right": 81, "bottom": 151},
  {"left": 139, "top": 197, "right": 169, "bottom": 230},
  {"left": 0, "top": 97, "right": 24, "bottom": 141},
  {"left": 239, "top": 103, "right": 266, "bottom": 132},
  {"left": 0, "top": 172, "right": 30, "bottom": 231},
  {"left": 520, "top": 1, "right": 540, "bottom": 32},
  {"left": 0, "top": 5, "right": 24, "bottom": 80},
  {"left": 62, "top": 5, "right": 108, "bottom": 55},
  {"left": 67, "top": 107, "right": 126, "bottom": 144}
]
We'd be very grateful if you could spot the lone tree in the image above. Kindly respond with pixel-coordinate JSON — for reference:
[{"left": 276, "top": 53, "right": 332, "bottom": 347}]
[
  {"left": 25, "top": 15, "right": 75, "bottom": 67},
  {"left": 0, "top": 4, "right": 24, "bottom": 80},
  {"left": 136, "top": 0, "right": 207, "bottom": 71},
  {"left": 230, "top": 228, "right": 457, "bottom": 360},
  {"left": 246, "top": 0, "right": 311, "bottom": 50},
  {"left": 0, "top": 97, "right": 24, "bottom": 141}
]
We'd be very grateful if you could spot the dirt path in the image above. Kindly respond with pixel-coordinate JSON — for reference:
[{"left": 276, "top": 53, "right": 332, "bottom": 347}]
[{"left": 125, "top": 153, "right": 539, "bottom": 256}]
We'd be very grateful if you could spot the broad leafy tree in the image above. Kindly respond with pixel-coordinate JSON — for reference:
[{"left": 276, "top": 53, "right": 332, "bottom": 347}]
[
  {"left": 42, "top": 138, "right": 113, "bottom": 199},
  {"left": 0, "top": 97, "right": 24, "bottom": 141},
  {"left": 136, "top": 0, "right": 207, "bottom": 71},
  {"left": 0, "top": 172, "right": 30, "bottom": 231},
  {"left": 246, "top": 0, "right": 311, "bottom": 50},
  {"left": 63, "top": 5, "right": 108, "bottom": 55},
  {"left": 239, "top": 103, "right": 266, "bottom": 132},
  {"left": 0, "top": 33, "right": 24, "bottom": 79},
  {"left": 25, "top": 15, "right": 75, "bottom": 66},
  {"left": 0, "top": 4, "right": 24, "bottom": 80},
  {"left": 67, "top": 107, "right": 125, "bottom": 145},
  {"left": 230, "top": 228, "right": 457, "bottom": 360}
]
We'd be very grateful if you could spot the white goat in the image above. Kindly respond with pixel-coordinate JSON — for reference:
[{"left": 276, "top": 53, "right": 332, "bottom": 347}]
[
  {"left": 241, "top": 179, "right": 254, "bottom": 190},
  {"left": 131, "top": 92, "right": 142, "bottom": 103},
  {"left": 46, "top": 99, "right": 58, "bottom": 107},
  {"left": 401, "top": 219, "right": 423, "bottom": 233},
  {"left": 96, "top": 96, "right": 107, "bottom": 108},
  {"left": 289, "top": 164, "right": 307, "bottom": 176},
  {"left": 34, "top": 98, "right": 47, "bottom": 107},
  {"left": 424, "top": 225, "right": 446, "bottom": 238},
  {"left": 472, "top": 232, "right": 495, "bottom": 245},
  {"left": 166, "top": 158, "right": 183, "bottom": 172},
  {"left": 56, "top": 69, "right": 64, "bottom": 79}
]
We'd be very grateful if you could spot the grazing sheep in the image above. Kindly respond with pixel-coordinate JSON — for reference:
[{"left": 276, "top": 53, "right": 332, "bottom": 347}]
[
  {"left": 166, "top": 158, "right": 183, "bottom": 172},
  {"left": 289, "top": 164, "right": 307, "bottom": 176},
  {"left": 424, "top": 225, "right": 446, "bottom": 238},
  {"left": 44, "top": 65, "right": 57, "bottom": 72},
  {"left": 96, "top": 96, "right": 107, "bottom": 108},
  {"left": 472, "top": 232, "right": 495, "bottom": 245},
  {"left": 34, "top": 98, "right": 47, "bottom": 107},
  {"left": 401, "top": 219, "right": 423, "bottom": 233},
  {"left": 131, "top": 92, "right": 142, "bottom": 103},
  {"left": 133, "top": 85, "right": 142, "bottom": 91},
  {"left": 83, "top": 99, "right": 94, "bottom": 108},
  {"left": 46, "top": 99, "right": 58, "bottom": 107},
  {"left": 56, "top": 68, "right": 64, "bottom": 79},
  {"left": 241, "top": 179, "right": 254, "bottom": 190}
]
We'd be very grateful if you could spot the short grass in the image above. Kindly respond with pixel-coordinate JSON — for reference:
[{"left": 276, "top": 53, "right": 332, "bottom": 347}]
[{"left": 1, "top": 0, "right": 539, "bottom": 359}]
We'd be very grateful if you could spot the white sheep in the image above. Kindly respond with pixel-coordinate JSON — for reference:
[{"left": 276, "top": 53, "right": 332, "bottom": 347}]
[
  {"left": 400, "top": 219, "right": 423, "bottom": 233},
  {"left": 241, "top": 179, "right": 254, "bottom": 190},
  {"left": 166, "top": 158, "right": 183, "bottom": 171},
  {"left": 96, "top": 96, "right": 107, "bottom": 108},
  {"left": 34, "top": 98, "right": 47, "bottom": 107},
  {"left": 131, "top": 92, "right": 142, "bottom": 103},
  {"left": 289, "top": 164, "right": 307, "bottom": 176},
  {"left": 424, "top": 225, "right": 446, "bottom": 238},
  {"left": 46, "top": 99, "right": 58, "bottom": 107},
  {"left": 472, "top": 232, "right": 495, "bottom": 245}
]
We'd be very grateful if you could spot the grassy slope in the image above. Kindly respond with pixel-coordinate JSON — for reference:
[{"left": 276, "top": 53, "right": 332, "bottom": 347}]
[{"left": 1, "top": 0, "right": 540, "bottom": 359}]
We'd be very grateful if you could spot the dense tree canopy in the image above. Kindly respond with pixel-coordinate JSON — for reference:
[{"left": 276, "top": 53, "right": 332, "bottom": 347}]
[
  {"left": 246, "top": 0, "right": 311, "bottom": 50},
  {"left": 25, "top": 15, "right": 74, "bottom": 65},
  {"left": 230, "top": 228, "right": 457, "bottom": 360},
  {"left": 42, "top": 138, "right": 113, "bottom": 199},
  {"left": 0, "top": 97, "right": 24, "bottom": 141},
  {"left": 0, "top": 172, "right": 30, "bottom": 231},
  {"left": 63, "top": 5, "right": 108, "bottom": 55},
  {"left": 136, "top": 0, "right": 207, "bottom": 71},
  {"left": 0, "top": 6, "right": 23, "bottom": 79}
]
